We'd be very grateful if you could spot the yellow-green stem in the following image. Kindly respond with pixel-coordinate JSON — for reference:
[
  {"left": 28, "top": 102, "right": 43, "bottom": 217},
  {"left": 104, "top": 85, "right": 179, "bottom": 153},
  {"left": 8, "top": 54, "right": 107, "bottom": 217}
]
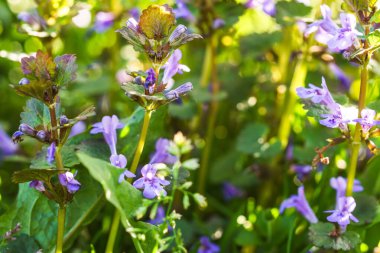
[
  {"left": 105, "top": 110, "right": 152, "bottom": 252},
  {"left": 278, "top": 59, "right": 308, "bottom": 148},
  {"left": 56, "top": 207, "right": 66, "bottom": 253},
  {"left": 198, "top": 35, "right": 219, "bottom": 195},
  {"left": 346, "top": 62, "right": 368, "bottom": 196}
]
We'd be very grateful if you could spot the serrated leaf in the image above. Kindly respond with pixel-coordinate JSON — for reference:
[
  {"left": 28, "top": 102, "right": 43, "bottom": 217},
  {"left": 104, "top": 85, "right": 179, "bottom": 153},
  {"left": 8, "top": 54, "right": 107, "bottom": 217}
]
[
  {"left": 309, "top": 223, "right": 360, "bottom": 250},
  {"left": 138, "top": 5, "right": 175, "bottom": 40},
  {"left": 182, "top": 158, "right": 199, "bottom": 170},
  {"left": 20, "top": 98, "right": 59, "bottom": 128},
  {"left": 54, "top": 54, "right": 77, "bottom": 87},
  {"left": 0, "top": 234, "right": 40, "bottom": 253},
  {"left": 12, "top": 169, "right": 62, "bottom": 184}
]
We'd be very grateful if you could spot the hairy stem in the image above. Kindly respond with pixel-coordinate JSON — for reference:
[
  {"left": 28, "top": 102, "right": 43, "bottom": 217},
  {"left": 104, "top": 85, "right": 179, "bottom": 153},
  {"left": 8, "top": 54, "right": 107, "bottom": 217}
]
[
  {"left": 105, "top": 110, "right": 152, "bottom": 252},
  {"left": 56, "top": 207, "right": 66, "bottom": 253},
  {"left": 198, "top": 35, "right": 219, "bottom": 195}
]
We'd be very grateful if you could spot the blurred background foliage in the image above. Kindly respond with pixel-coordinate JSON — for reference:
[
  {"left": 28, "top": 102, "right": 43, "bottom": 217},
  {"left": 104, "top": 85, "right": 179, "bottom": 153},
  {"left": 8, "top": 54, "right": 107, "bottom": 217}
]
[{"left": 1, "top": 0, "right": 380, "bottom": 252}]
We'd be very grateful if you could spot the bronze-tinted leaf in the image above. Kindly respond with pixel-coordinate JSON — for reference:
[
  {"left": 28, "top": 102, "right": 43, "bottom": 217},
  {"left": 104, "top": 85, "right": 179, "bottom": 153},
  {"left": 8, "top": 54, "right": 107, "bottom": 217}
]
[
  {"left": 138, "top": 5, "right": 176, "bottom": 40},
  {"left": 12, "top": 169, "right": 65, "bottom": 184}
]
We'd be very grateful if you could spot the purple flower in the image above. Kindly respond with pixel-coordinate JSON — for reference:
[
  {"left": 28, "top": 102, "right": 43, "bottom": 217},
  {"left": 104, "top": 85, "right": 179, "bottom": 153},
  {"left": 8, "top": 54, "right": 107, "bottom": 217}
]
[
  {"left": 296, "top": 77, "right": 336, "bottom": 107},
  {"left": 165, "top": 82, "right": 193, "bottom": 100},
  {"left": 212, "top": 18, "right": 225, "bottom": 29},
  {"left": 133, "top": 164, "right": 170, "bottom": 199},
  {"left": 59, "top": 172, "right": 81, "bottom": 193},
  {"left": 198, "top": 236, "right": 220, "bottom": 253},
  {"left": 246, "top": 0, "right": 276, "bottom": 16},
  {"left": 69, "top": 121, "right": 86, "bottom": 138},
  {"left": 330, "top": 177, "right": 363, "bottom": 207},
  {"left": 36, "top": 130, "right": 49, "bottom": 142},
  {"left": 144, "top": 68, "right": 156, "bottom": 94},
  {"left": 291, "top": 165, "right": 313, "bottom": 180},
  {"left": 148, "top": 206, "right": 165, "bottom": 225},
  {"left": 223, "top": 182, "right": 243, "bottom": 200},
  {"left": 90, "top": 115, "right": 124, "bottom": 156},
  {"left": 0, "top": 128, "right": 18, "bottom": 156},
  {"left": 150, "top": 138, "right": 177, "bottom": 164},
  {"left": 12, "top": 131, "right": 24, "bottom": 144},
  {"left": 94, "top": 12, "right": 114, "bottom": 33},
  {"left": 162, "top": 49, "right": 190, "bottom": 84},
  {"left": 46, "top": 142, "right": 56, "bottom": 164},
  {"left": 19, "top": 124, "right": 36, "bottom": 136},
  {"left": 325, "top": 196, "right": 358, "bottom": 231},
  {"left": 353, "top": 109, "right": 380, "bottom": 133},
  {"left": 17, "top": 10, "right": 46, "bottom": 30},
  {"left": 280, "top": 186, "right": 318, "bottom": 223},
  {"left": 129, "top": 8, "right": 140, "bottom": 20},
  {"left": 29, "top": 180, "right": 45, "bottom": 192},
  {"left": 19, "top": 78, "right": 30, "bottom": 85},
  {"left": 329, "top": 63, "right": 351, "bottom": 91},
  {"left": 305, "top": 5, "right": 360, "bottom": 52},
  {"left": 327, "top": 13, "right": 361, "bottom": 52},
  {"left": 174, "top": 0, "right": 195, "bottom": 22}
]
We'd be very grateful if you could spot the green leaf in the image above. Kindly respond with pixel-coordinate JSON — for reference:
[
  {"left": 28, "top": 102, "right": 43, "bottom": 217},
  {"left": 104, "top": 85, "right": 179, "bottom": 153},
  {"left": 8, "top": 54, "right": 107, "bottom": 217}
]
[
  {"left": 308, "top": 223, "right": 360, "bottom": 250},
  {"left": 236, "top": 122, "right": 269, "bottom": 154},
  {"left": 368, "top": 29, "right": 380, "bottom": 45},
  {"left": 371, "top": 10, "right": 380, "bottom": 23},
  {"left": 54, "top": 54, "right": 77, "bottom": 87},
  {"left": 12, "top": 169, "right": 62, "bottom": 184},
  {"left": 276, "top": 1, "right": 312, "bottom": 25},
  {"left": 360, "top": 155, "right": 380, "bottom": 195},
  {"left": 0, "top": 234, "right": 40, "bottom": 253},
  {"left": 0, "top": 169, "right": 104, "bottom": 252},
  {"left": 353, "top": 194, "right": 378, "bottom": 225},
  {"left": 30, "top": 144, "right": 80, "bottom": 169},
  {"left": 182, "top": 158, "right": 199, "bottom": 170},
  {"left": 183, "top": 194, "right": 190, "bottom": 210},
  {"left": 20, "top": 98, "right": 58, "bottom": 128}
]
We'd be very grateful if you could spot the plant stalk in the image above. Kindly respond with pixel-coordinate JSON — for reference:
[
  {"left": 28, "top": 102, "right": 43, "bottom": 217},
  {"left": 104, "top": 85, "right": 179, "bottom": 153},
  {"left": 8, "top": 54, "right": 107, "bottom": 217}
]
[
  {"left": 105, "top": 109, "right": 152, "bottom": 253},
  {"left": 56, "top": 206, "right": 66, "bottom": 253}
]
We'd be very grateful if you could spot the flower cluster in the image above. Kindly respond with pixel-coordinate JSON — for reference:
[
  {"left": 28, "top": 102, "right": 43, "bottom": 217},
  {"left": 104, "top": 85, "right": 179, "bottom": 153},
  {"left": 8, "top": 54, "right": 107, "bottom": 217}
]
[
  {"left": 296, "top": 77, "right": 380, "bottom": 132},
  {"left": 305, "top": 5, "right": 361, "bottom": 55}
]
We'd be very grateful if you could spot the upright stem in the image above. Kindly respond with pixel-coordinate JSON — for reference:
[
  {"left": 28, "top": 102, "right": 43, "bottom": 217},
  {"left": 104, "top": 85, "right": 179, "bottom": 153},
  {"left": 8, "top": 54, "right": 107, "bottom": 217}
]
[
  {"left": 105, "top": 109, "right": 152, "bottom": 253},
  {"left": 346, "top": 25, "right": 370, "bottom": 196},
  {"left": 198, "top": 35, "right": 219, "bottom": 195},
  {"left": 56, "top": 206, "right": 66, "bottom": 253}
]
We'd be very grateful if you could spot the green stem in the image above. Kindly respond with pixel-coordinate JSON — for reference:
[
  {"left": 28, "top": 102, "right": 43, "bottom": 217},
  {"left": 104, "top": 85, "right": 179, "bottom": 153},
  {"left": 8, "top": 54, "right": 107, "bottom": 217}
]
[
  {"left": 278, "top": 59, "right": 308, "bottom": 148},
  {"left": 198, "top": 35, "right": 219, "bottom": 195},
  {"left": 105, "top": 110, "right": 152, "bottom": 252},
  {"left": 105, "top": 211, "right": 121, "bottom": 253},
  {"left": 346, "top": 62, "right": 368, "bottom": 196},
  {"left": 346, "top": 24, "right": 370, "bottom": 196},
  {"left": 56, "top": 207, "right": 66, "bottom": 253}
]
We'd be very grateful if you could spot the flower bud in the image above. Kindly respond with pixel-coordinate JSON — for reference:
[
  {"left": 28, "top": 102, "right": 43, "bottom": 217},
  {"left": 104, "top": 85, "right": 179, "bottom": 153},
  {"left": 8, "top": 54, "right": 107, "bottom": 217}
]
[
  {"left": 59, "top": 115, "right": 69, "bottom": 125},
  {"left": 12, "top": 131, "right": 24, "bottom": 143},
  {"left": 169, "top": 25, "right": 187, "bottom": 43},
  {"left": 19, "top": 78, "right": 30, "bottom": 85},
  {"left": 19, "top": 123, "right": 36, "bottom": 136},
  {"left": 165, "top": 82, "right": 193, "bottom": 100},
  {"left": 36, "top": 130, "right": 49, "bottom": 142}
]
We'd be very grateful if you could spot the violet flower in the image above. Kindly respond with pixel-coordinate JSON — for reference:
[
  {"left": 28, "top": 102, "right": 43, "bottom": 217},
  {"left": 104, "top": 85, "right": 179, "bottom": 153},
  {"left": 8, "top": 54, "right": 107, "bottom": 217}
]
[
  {"left": 129, "top": 8, "right": 140, "bottom": 20},
  {"left": 68, "top": 121, "right": 86, "bottom": 138},
  {"left": 19, "top": 77, "right": 30, "bottom": 85},
  {"left": 246, "top": 0, "right": 276, "bottom": 16},
  {"left": 0, "top": 128, "right": 18, "bottom": 156},
  {"left": 353, "top": 109, "right": 380, "bottom": 133},
  {"left": 291, "top": 165, "right": 313, "bottom": 180},
  {"left": 145, "top": 68, "right": 156, "bottom": 94},
  {"left": 198, "top": 236, "right": 220, "bottom": 253},
  {"left": 165, "top": 82, "right": 193, "bottom": 100},
  {"left": 94, "top": 12, "right": 114, "bottom": 33},
  {"left": 162, "top": 49, "right": 190, "bottom": 84},
  {"left": 150, "top": 138, "right": 177, "bottom": 164},
  {"left": 280, "top": 186, "right": 318, "bottom": 223},
  {"left": 29, "top": 180, "right": 45, "bottom": 192},
  {"left": 17, "top": 10, "right": 46, "bottom": 30},
  {"left": 223, "top": 182, "right": 244, "bottom": 201},
  {"left": 90, "top": 115, "right": 124, "bottom": 159},
  {"left": 330, "top": 177, "right": 363, "bottom": 208},
  {"left": 212, "top": 18, "right": 225, "bottom": 30},
  {"left": 133, "top": 164, "right": 170, "bottom": 199},
  {"left": 46, "top": 142, "right": 56, "bottom": 164},
  {"left": 325, "top": 196, "right": 359, "bottom": 231},
  {"left": 59, "top": 172, "right": 81, "bottom": 194},
  {"left": 305, "top": 5, "right": 361, "bottom": 52},
  {"left": 328, "top": 63, "right": 351, "bottom": 91},
  {"left": 173, "top": 0, "right": 195, "bottom": 22},
  {"left": 148, "top": 206, "right": 165, "bottom": 225}
]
